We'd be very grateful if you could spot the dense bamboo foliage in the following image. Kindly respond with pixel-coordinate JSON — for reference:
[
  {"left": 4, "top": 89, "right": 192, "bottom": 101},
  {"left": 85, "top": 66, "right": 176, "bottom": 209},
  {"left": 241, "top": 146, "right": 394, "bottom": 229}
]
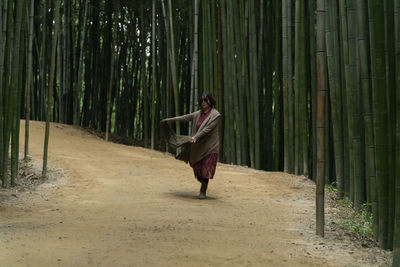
[{"left": 0, "top": 0, "right": 399, "bottom": 261}]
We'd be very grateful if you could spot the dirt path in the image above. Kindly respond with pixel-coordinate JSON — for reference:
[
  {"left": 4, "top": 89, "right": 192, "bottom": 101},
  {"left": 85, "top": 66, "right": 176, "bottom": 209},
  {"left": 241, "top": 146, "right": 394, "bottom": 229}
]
[{"left": 0, "top": 121, "right": 390, "bottom": 266}]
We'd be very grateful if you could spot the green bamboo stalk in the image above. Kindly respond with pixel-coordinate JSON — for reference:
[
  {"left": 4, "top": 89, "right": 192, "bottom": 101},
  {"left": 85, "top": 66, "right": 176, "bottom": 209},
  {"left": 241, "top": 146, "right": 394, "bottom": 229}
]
[
  {"left": 287, "top": 0, "right": 295, "bottom": 174},
  {"left": 140, "top": 7, "right": 149, "bottom": 147},
  {"left": 357, "top": 0, "right": 379, "bottom": 230},
  {"left": 2, "top": 0, "right": 14, "bottom": 187},
  {"left": 216, "top": 0, "right": 224, "bottom": 158},
  {"left": 167, "top": 0, "right": 180, "bottom": 136},
  {"left": 282, "top": 0, "right": 289, "bottom": 172},
  {"left": 189, "top": 0, "right": 200, "bottom": 134},
  {"left": 43, "top": 0, "right": 60, "bottom": 178},
  {"left": 369, "top": 0, "right": 390, "bottom": 250},
  {"left": 105, "top": 7, "right": 117, "bottom": 142},
  {"left": 300, "top": 5, "right": 309, "bottom": 176},
  {"left": 259, "top": 0, "right": 272, "bottom": 170},
  {"left": 347, "top": 1, "right": 365, "bottom": 209},
  {"left": 74, "top": 0, "right": 89, "bottom": 126},
  {"left": 220, "top": 0, "right": 234, "bottom": 163},
  {"left": 316, "top": 0, "right": 326, "bottom": 237},
  {"left": 394, "top": 6, "right": 400, "bottom": 267},
  {"left": 294, "top": 0, "right": 300, "bottom": 175},
  {"left": 0, "top": 0, "right": 5, "bottom": 185},
  {"left": 341, "top": 0, "right": 355, "bottom": 201},
  {"left": 273, "top": 0, "right": 282, "bottom": 171},
  {"left": 161, "top": 0, "right": 180, "bottom": 136},
  {"left": 226, "top": 0, "right": 241, "bottom": 164},
  {"left": 224, "top": 0, "right": 234, "bottom": 163},
  {"left": 202, "top": 0, "right": 210, "bottom": 93},
  {"left": 39, "top": 0, "right": 47, "bottom": 121},
  {"left": 355, "top": 0, "right": 378, "bottom": 237},
  {"left": 10, "top": 0, "right": 26, "bottom": 186},
  {"left": 393, "top": 0, "right": 400, "bottom": 264},
  {"left": 24, "top": 0, "right": 34, "bottom": 161},
  {"left": 151, "top": 0, "right": 157, "bottom": 149},
  {"left": 295, "top": 0, "right": 307, "bottom": 176},
  {"left": 210, "top": 1, "right": 219, "bottom": 102},
  {"left": 12, "top": 15, "right": 26, "bottom": 186},
  {"left": 238, "top": 0, "right": 251, "bottom": 166},
  {"left": 309, "top": 0, "right": 317, "bottom": 181},
  {"left": 261, "top": 0, "right": 275, "bottom": 170},
  {"left": 338, "top": 0, "right": 351, "bottom": 198},
  {"left": 324, "top": 89, "right": 330, "bottom": 184},
  {"left": 249, "top": 0, "right": 260, "bottom": 169},
  {"left": 207, "top": 0, "right": 215, "bottom": 95},
  {"left": 326, "top": 0, "right": 344, "bottom": 197},
  {"left": 384, "top": 0, "right": 396, "bottom": 249}
]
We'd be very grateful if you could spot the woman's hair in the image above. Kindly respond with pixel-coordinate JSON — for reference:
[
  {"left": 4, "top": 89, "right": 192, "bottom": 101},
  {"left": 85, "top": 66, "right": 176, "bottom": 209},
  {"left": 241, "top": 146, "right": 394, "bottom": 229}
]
[{"left": 198, "top": 92, "right": 216, "bottom": 108}]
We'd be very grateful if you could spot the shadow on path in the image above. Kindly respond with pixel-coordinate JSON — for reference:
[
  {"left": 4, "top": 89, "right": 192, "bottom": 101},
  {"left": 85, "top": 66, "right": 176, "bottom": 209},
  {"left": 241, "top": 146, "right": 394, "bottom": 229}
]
[{"left": 166, "top": 191, "right": 220, "bottom": 201}]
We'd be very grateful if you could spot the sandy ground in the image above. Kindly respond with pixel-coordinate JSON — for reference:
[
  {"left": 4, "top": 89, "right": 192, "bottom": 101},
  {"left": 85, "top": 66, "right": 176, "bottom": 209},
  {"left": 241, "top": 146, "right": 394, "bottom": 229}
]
[{"left": 0, "top": 121, "right": 391, "bottom": 267}]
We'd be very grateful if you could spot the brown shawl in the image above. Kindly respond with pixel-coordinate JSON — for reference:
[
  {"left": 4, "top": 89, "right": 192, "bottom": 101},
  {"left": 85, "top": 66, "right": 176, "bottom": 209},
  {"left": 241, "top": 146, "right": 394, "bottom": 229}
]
[{"left": 161, "top": 108, "right": 221, "bottom": 164}]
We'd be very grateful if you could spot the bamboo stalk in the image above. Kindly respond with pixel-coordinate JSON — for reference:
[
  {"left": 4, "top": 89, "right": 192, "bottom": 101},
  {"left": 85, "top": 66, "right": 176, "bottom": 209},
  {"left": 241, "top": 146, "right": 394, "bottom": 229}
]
[
  {"left": 189, "top": 0, "right": 200, "bottom": 135},
  {"left": 347, "top": 1, "right": 365, "bottom": 208},
  {"left": 393, "top": 0, "right": 400, "bottom": 264},
  {"left": 316, "top": 0, "right": 326, "bottom": 237},
  {"left": 24, "top": 0, "right": 34, "bottom": 160},
  {"left": 287, "top": 0, "right": 295, "bottom": 174},
  {"left": 273, "top": 0, "right": 282, "bottom": 171},
  {"left": 43, "top": 0, "right": 60, "bottom": 178},
  {"left": 294, "top": 0, "right": 300, "bottom": 174},
  {"left": 10, "top": 0, "right": 27, "bottom": 186},
  {"left": 355, "top": 0, "right": 379, "bottom": 237},
  {"left": 0, "top": 0, "right": 5, "bottom": 185},
  {"left": 309, "top": 0, "right": 317, "bottom": 181},
  {"left": 384, "top": 0, "right": 396, "bottom": 249},
  {"left": 2, "top": 0, "right": 14, "bottom": 187},
  {"left": 282, "top": 0, "right": 289, "bottom": 172},
  {"left": 74, "top": 0, "right": 89, "bottom": 126},
  {"left": 369, "top": 0, "right": 390, "bottom": 249},
  {"left": 151, "top": 0, "right": 157, "bottom": 149},
  {"left": 326, "top": 0, "right": 345, "bottom": 197}
]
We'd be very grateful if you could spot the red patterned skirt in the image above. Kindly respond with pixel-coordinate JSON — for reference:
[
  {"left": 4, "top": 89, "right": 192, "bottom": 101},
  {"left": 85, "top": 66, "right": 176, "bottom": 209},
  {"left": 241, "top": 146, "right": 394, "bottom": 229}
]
[{"left": 190, "top": 153, "right": 218, "bottom": 179}]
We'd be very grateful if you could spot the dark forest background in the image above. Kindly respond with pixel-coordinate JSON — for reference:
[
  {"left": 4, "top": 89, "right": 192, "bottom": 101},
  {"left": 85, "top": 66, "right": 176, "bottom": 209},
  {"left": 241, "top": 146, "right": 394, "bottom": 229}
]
[{"left": 0, "top": 0, "right": 399, "bottom": 264}]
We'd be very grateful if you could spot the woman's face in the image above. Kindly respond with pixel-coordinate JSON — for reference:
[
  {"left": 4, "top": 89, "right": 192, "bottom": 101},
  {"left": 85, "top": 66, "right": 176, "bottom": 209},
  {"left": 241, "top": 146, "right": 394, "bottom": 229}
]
[{"left": 201, "top": 97, "right": 210, "bottom": 110}]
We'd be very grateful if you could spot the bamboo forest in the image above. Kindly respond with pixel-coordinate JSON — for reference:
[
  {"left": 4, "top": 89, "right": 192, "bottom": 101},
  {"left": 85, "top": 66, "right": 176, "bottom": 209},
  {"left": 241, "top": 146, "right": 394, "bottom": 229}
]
[{"left": 0, "top": 0, "right": 399, "bottom": 266}]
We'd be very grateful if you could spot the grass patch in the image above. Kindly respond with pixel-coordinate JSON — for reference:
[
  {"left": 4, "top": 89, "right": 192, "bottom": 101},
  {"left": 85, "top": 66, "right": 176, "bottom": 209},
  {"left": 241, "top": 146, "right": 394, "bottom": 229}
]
[
  {"left": 326, "top": 184, "right": 374, "bottom": 240},
  {"left": 338, "top": 200, "right": 373, "bottom": 238},
  {"left": 326, "top": 183, "right": 338, "bottom": 194}
]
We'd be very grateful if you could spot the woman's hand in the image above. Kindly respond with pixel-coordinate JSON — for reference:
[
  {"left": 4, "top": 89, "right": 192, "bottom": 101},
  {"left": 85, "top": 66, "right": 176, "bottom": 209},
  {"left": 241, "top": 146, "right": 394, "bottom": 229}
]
[
  {"left": 190, "top": 137, "right": 196, "bottom": 144},
  {"left": 160, "top": 119, "right": 169, "bottom": 125}
]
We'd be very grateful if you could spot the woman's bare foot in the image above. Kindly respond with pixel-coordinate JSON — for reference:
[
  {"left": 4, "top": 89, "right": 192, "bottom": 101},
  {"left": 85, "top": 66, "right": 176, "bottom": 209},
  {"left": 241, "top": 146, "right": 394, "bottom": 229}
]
[{"left": 199, "top": 181, "right": 208, "bottom": 199}]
